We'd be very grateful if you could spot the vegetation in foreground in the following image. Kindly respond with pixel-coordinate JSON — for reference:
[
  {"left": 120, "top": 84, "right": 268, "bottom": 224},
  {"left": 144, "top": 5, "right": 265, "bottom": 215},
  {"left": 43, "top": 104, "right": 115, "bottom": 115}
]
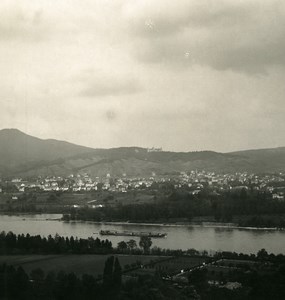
[
  {"left": 1, "top": 250, "right": 285, "bottom": 300},
  {"left": 1, "top": 231, "right": 285, "bottom": 299}
]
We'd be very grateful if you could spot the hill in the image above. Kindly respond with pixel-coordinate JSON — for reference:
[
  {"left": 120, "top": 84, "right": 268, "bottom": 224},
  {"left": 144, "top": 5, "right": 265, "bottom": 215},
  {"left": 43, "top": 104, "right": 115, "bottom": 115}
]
[
  {"left": 230, "top": 147, "right": 285, "bottom": 173},
  {"left": 0, "top": 129, "right": 94, "bottom": 175},
  {"left": 0, "top": 128, "right": 285, "bottom": 177}
]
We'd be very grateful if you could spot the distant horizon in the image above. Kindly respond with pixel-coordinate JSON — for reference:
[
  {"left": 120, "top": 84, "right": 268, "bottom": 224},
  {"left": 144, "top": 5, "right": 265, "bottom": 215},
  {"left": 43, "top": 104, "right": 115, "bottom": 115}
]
[{"left": 1, "top": 127, "right": 284, "bottom": 154}]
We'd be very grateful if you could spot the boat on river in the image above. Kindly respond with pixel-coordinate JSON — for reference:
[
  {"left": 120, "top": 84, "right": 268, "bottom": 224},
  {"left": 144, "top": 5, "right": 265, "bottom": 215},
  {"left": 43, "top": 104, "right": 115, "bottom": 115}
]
[{"left": 99, "top": 230, "right": 167, "bottom": 238}]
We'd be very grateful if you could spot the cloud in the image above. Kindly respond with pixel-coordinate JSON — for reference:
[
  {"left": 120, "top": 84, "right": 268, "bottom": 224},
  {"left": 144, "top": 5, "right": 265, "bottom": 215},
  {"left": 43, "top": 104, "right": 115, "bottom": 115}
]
[
  {"left": 126, "top": 0, "right": 252, "bottom": 37},
  {"left": 78, "top": 71, "right": 142, "bottom": 98},
  {"left": 0, "top": 5, "right": 49, "bottom": 42},
  {"left": 125, "top": 0, "right": 285, "bottom": 74},
  {"left": 0, "top": 0, "right": 285, "bottom": 152},
  {"left": 80, "top": 79, "right": 141, "bottom": 97}
]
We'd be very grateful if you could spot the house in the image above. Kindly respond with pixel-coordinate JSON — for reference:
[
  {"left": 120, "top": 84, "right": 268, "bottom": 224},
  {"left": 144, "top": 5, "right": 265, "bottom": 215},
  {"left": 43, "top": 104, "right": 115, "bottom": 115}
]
[
  {"left": 272, "top": 193, "right": 284, "bottom": 201},
  {"left": 191, "top": 190, "right": 201, "bottom": 195}
]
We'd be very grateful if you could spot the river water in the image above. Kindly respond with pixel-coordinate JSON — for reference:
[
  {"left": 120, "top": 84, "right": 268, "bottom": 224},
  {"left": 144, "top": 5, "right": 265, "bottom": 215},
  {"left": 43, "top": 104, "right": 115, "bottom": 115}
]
[{"left": 0, "top": 214, "right": 284, "bottom": 255}]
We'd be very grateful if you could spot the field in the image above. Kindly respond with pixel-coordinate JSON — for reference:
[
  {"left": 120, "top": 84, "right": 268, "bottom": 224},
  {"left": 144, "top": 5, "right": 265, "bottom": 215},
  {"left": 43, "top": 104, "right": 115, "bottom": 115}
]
[
  {"left": 128, "top": 256, "right": 206, "bottom": 277},
  {"left": 0, "top": 189, "right": 157, "bottom": 212},
  {"left": 153, "top": 257, "right": 206, "bottom": 273},
  {"left": 0, "top": 254, "right": 168, "bottom": 277}
]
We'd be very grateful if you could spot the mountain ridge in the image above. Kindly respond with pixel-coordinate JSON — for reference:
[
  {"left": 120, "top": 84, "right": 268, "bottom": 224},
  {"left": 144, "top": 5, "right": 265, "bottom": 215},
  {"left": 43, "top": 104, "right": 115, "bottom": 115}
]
[{"left": 0, "top": 128, "right": 285, "bottom": 177}]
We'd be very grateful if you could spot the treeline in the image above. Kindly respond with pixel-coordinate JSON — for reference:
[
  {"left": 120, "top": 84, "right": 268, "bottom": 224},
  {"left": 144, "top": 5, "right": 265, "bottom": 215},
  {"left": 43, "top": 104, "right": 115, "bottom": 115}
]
[
  {"left": 1, "top": 230, "right": 285, "bottom": 262},
  {"left": 0, "top": 231, "right": 112, "bottom": 254},
  {"left": 68, "top": 188, "right": 285, "bottom": 227},
  {"left": 209, "top": 189, "right": 285, "bottom": 220},
  {"left": 213, "top": 248, "right": 285, "bottom": 264},
  {"left": 68, "top": 201, "right": 197, "bottom": 223},
  {"left": 0, "top": 231, "right": 194, "bottom": 257},
  {"left": 239, "top": 215, "right": 285, "bottom": 228}
]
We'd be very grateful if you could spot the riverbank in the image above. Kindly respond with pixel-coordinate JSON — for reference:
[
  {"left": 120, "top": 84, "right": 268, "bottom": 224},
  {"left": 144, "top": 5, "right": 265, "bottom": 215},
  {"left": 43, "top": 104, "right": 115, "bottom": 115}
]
[
  {"left": 63, "top": 219, "right": 285, "bottom": 231},
  {"left": 62, "top": 210, "right": 285, "bottom": 230}
]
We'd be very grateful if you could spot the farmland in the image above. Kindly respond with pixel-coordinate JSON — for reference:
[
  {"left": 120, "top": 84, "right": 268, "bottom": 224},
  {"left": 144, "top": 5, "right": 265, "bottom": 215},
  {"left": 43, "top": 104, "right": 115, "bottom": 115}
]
[
  {"left": 128, "top": 256, "right": 207, "bottom": 277},
  {"left": 0, "top": 254, "right": 168, "bottom": 277}
]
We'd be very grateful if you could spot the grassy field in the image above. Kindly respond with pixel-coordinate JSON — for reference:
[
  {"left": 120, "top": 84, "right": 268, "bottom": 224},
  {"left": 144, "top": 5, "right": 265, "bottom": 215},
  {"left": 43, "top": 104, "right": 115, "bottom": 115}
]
[{"left": 0, "top": 254, "right": 168, "bottom": 277}]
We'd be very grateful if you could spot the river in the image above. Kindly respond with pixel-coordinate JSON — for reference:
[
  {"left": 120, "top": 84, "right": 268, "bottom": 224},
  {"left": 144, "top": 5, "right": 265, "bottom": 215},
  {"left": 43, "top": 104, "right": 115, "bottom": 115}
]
[{"left": 0, "top": 214, "right": 284, "bottom": 255}]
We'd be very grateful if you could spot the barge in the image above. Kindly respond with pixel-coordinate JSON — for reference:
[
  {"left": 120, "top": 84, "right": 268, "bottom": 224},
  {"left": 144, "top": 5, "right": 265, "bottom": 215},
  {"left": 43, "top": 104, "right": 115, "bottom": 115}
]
[{"left": 99, "top": 230, "right": 167, "bottom": 238}]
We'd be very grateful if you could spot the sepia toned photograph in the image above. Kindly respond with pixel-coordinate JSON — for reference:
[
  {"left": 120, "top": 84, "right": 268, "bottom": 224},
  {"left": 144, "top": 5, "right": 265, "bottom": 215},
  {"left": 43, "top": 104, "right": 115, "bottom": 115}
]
[{"left": 1, "top": 0, "right": 285, "bottom": 299}]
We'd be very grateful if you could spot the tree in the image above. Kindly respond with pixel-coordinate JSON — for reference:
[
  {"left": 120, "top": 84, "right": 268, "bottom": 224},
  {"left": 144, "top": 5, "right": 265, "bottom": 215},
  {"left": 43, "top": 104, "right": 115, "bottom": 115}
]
[
  {"left": 117, "top": 241, "right": 128, "bottom": 252},
  {"left": 186, "top": 248, "right": 200, "bottom": 256},
  {"left": 257, "top": 248, "right": 268, "bottom": 261},
  {"left": 103, "top": 256, "right": 122, "bottom": 291},
  {"left": 113, "top": 257, "right": 122, "bottom": 288},
  {"left": 127, "top": 239, "right": 137, "bottom": 251},
  {"left": 103, "top": 256, "right": 114, "bottom": 287},
  {"left": 139, "top": 236, "right": 152, "bottom": 253}
]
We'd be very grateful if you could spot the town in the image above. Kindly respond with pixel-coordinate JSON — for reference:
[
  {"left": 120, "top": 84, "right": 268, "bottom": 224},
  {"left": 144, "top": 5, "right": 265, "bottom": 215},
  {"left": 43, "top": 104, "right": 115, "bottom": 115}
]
[
  {"left": 1, "top": 170, "right": 285, "bottom": 198},
  {"left": 1, "top": 170, "right": 284, "bottom": 214}
]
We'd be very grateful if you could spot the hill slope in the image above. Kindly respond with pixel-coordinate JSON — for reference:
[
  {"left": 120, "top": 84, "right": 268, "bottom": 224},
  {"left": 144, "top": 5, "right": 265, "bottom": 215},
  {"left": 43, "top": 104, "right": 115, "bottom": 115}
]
[
  {"left": 0, "top": 129, "right": 285, "bottom": 177},
  {"left": 0, "top": 129, "right": 94, "bottom": 174}
]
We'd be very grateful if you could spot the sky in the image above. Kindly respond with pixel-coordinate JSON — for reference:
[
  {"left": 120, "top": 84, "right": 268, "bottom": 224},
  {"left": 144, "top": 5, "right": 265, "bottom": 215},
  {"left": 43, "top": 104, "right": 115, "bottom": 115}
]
[{"left": 1, "top": 0, "right": 285, "bottom": 153}]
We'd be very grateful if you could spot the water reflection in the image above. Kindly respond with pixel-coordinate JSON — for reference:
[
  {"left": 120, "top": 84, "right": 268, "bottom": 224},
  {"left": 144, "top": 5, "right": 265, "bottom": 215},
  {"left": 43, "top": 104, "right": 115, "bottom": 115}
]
[
  {"left": 214, "top": 227, "right": 233, "bottom": 233},
  {"left": 186, "top": 226, "right": 195, "bottom": 233}
]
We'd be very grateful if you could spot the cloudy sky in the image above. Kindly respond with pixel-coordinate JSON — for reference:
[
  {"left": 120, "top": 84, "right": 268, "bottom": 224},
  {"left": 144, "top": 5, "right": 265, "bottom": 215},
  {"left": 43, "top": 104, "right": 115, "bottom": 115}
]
[{"left": 1, "top": 0, "right": 285, "bottom": 152}]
